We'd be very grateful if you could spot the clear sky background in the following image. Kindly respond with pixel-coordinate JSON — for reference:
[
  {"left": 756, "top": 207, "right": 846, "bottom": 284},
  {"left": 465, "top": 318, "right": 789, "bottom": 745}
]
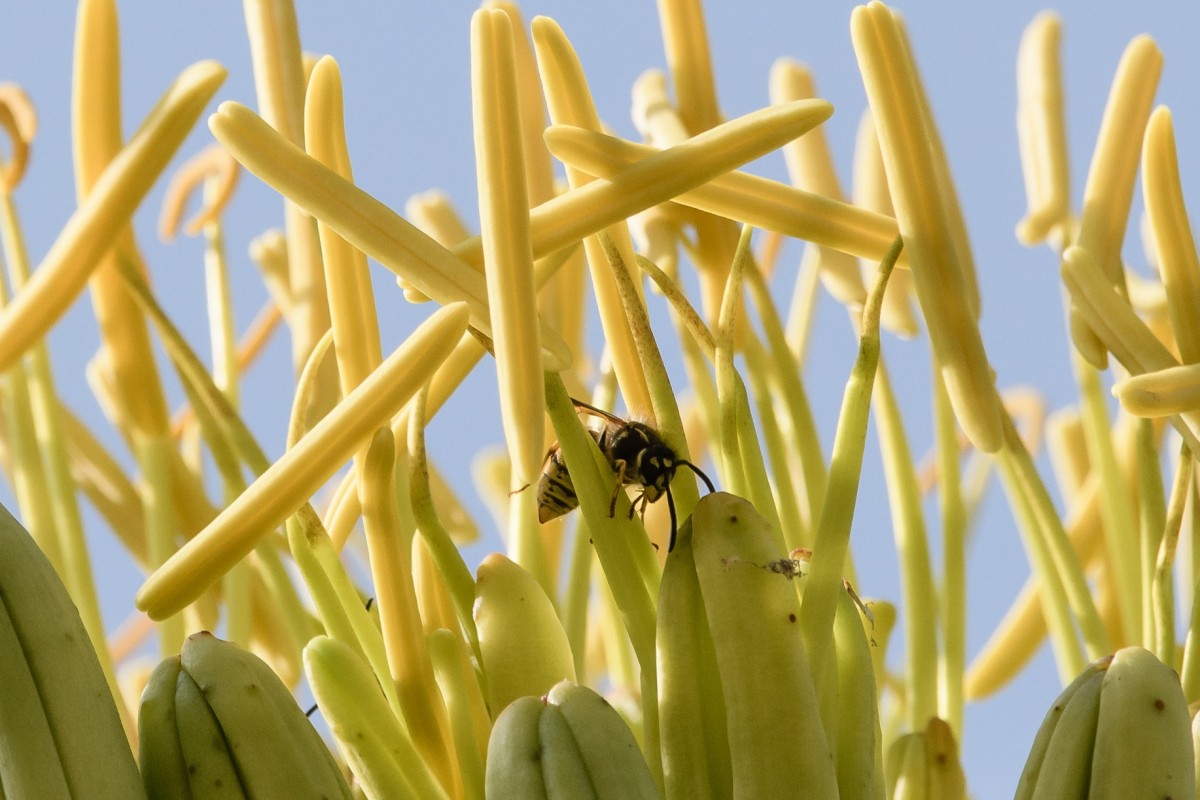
[{"left": 3, "top": 2, "right": 1200, "bottom": 795}]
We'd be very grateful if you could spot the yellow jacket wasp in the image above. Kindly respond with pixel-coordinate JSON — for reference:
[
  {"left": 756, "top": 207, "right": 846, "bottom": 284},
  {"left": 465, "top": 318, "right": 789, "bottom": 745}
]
[{"left": 536, "top": 398, "right": 715, "bottom": 551}]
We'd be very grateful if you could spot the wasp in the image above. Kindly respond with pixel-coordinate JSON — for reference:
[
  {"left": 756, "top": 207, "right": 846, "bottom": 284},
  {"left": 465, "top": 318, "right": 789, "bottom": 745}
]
[{"left": 537, "top": 399, "right": 715, "bottom": 551}]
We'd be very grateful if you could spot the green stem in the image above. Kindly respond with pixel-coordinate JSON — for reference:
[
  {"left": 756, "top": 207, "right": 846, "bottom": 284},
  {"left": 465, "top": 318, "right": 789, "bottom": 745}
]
[
  {"left": 139, "top": 434, "right": 184, "bottom": 656},
  {"left": 561, "top": 519, "right": 593, "bottom": 683},
  {"left": 799, "top": 237, "right": 899, "bottom": 699},
  {"left": 543, "top": 373, "right": 657, "bottom": 669},
  {"left": 933, "top": 368, "right": 967, "bottom": 738},
  {"left": 872, "top": 360, "right": 939, "bottom": 731},
  {"left": 999, "top": 412, "right": 1109, "bottom": 660},
  {"left": 1073, "top": 354, "right": 1141, "bottom": 644},
  {"left": 408, "top": 389, "right": 481, "bottom": 665},
  {"left": 742, "top": 335, "right": 805, "bottom": 550},
  {"left": 1135, "top": 418, "right": 1167, "bottom": 651},
  {"left": 744, "top": 260, "right": 827, "bottom": 539},
  {"left": 1153, "top": 446, "right": 1192, "bottom": 666},
  {"left": 714, "top": 227, "right": 782, "bottom": 545}
]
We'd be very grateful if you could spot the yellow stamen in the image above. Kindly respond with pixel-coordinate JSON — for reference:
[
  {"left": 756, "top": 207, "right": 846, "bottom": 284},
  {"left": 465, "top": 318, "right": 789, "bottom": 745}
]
[
  {"left": 158, "top": 144, "right": 241, "bottom": 240},
  {"left": 0, "top": 84, "right": 36, "bottom": 191},
  {"left": 1114, "top": 364, "right": 1200, "bottom": 418},
  {"left": 460, "top": 98, "right": 838, "bottom": 266},
  {"left": 544, "top": 123, "right": 903, "bottom": 268},
  {"left": 531, "top": 15, "right": 652, "bottom": 416},
  {"left": 1015, "top": 12, "right": 1070, "bottom": 246},
  {"left": 135, "top": 302, "right": 470, "bottom": 620},
  {"left": 1143, "top": 107, "right": 1200, "bottom": 365},
  {"left": 1071, "top": 35, "right": 1162, "bottom": 367},
  {"left": 471, "top": 8, "right": 548, "bottom": 578},
  {"left": 851, "top": 2, "right": 1002, "bottom": 452},
  {"left": 208, "top": 101, "right": 572, "bottom": 372},
  {"left": 0, "top": 60, "right": 226, "bottom": 373}
]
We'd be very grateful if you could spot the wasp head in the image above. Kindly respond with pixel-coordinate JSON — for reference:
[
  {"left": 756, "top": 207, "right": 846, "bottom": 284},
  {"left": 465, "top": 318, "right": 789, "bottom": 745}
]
[{"left": 607, "top": 422, "right": 677, "bottom": 496}]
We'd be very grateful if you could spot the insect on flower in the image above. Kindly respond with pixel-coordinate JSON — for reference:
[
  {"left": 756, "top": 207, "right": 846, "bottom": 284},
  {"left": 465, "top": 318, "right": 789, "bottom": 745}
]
[{"left": 537, "top": 398, "right": 715, "bottom": 551}]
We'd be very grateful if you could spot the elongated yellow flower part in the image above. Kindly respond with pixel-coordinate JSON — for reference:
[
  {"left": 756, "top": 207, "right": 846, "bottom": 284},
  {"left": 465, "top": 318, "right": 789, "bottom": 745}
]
[
  {"left": 1076, "top": 35, "right": 1162, "bottom": 281},
  {"left": 456, "top": 98, "right": 837, "bottom": 266},
  {"left": 75, "top": 0, "right": 180, "bottom": 447},
  {"left": 209, "top": 101, "right": 572, "bottom": 373},
  {"left": 0, "top": 84, "right": 35, "bottom": 191},
  {"left": 158, "top": 144, "right": 241, "bottom": 240},
  {"left": 0, "top": 60, "right": 225, "bottom": 373},
  {"left": 1061, "top": 246, "right": 1174, "bottom": 375},
  {"left": 657, "top": 0, "right": 720, "bottom": 135},
  {"left": 770, "top": 58, "right": 866, "bottom": 307},
  {"left": 1070, "top": 35, "right": 1162, "bottom": 367},
  {"left": 135, "top": 302, "right": 470, "bottom": 620},
  {"left": 1114, "top": 365, "right": 1200, "bottom": 418},
  {"left": 1143, "top": 106, "right": 1200, "bottom": 365},
  {"left": 1015, "top": 12, "right": 1070, "bottom": 246},
  {"left": 1062, "top": 246, "right": 1200, "bottom": 452},
  {"left": 851, "top": 2, "right": 1002, "bottom": 452},
  {"left": 243, "top": 0, "right": 330, "bottom": 390},
  {"left": 531, "top": 15, "right": 652, "bottom": 416},
  {"left": 305, "top": 56, "right": 383, "bottom": 391},
  {"left": 472, "top": 8, "right": 548, "bottom": 576},
  {"left": 543, "top": 123, "right": 903, "bottom": 268}
]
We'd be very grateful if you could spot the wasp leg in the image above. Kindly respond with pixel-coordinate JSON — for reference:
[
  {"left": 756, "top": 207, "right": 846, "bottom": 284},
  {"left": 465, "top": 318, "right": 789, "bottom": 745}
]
[
  {"left": 628, "top": 492, "right": 647, "bottom": 521},
  {"left": 608, "top": 460, "right": 629, "bottom": 517}
]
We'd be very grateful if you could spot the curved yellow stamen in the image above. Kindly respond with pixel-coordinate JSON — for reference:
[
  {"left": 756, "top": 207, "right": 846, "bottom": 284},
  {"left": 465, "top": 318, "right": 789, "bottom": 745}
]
[
  {"left": 157, "top": 144, "right": 241, "bottom": 241},
  {"left": 460, "top": 98, "right": 838, "bottom": 266},
  {"left": 0, "top": 84, "right": 36, "bottom": 191},
  {"left": 0, "top": 60, "right": 226, "bottom": 373}
]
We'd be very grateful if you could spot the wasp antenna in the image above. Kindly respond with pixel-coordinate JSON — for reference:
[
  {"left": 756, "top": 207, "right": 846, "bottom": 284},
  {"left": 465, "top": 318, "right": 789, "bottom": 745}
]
[
  {"left": 666, "top": 484, "right": 679, "bottom": 552},
  {"left": 680, "top": 460, "right": 716, "bottom": 494}
]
